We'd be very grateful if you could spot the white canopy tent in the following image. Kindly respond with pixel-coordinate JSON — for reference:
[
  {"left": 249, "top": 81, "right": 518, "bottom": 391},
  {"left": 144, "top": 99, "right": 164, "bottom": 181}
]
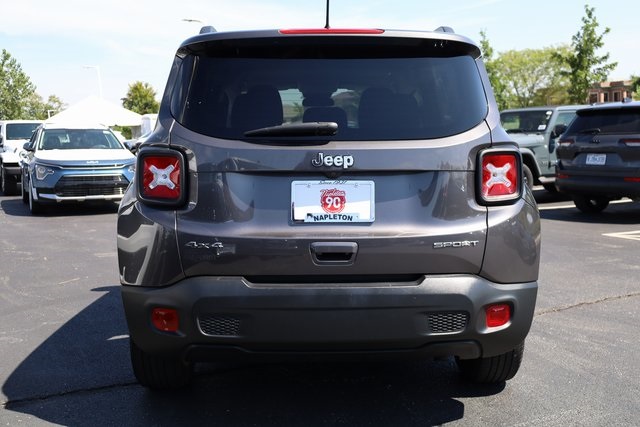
[{"left": 47, "top": 96, "right": 143, "bottom": 128}]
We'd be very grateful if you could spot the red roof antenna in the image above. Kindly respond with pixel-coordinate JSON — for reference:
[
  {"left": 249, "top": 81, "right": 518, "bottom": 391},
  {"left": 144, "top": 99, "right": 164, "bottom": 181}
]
[{"left": 325, "top": 0, "right": 331, "bottom": 29}]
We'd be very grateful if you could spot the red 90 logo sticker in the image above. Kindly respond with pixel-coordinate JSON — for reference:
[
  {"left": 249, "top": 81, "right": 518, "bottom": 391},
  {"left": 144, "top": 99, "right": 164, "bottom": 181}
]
[{"left": 320, "top": 188, "right": 346, "bottom": 214}]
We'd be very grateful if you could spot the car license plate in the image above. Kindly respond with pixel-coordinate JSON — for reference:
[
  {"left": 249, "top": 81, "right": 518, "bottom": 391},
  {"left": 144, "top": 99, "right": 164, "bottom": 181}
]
[
  {"left": 586, "top": 153, "right": 606, "bottom": 165},
  {"left": 292, "top": 180, "right": 375, "bottom": 223}
]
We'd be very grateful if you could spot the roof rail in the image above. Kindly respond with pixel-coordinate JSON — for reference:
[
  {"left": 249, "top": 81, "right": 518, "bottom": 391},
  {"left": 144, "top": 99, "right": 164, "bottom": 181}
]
[
  {"left": 199, "top": 26, "right": 217, "bottom": 34},
  {"left": 435, "top": 26, "right": 455, "bottom": 33}
]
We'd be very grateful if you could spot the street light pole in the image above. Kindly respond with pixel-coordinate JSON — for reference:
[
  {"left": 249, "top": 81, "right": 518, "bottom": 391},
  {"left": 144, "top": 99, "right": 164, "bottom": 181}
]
[{"left": 83, "top": 65, "right": 103, "bottom": 98}]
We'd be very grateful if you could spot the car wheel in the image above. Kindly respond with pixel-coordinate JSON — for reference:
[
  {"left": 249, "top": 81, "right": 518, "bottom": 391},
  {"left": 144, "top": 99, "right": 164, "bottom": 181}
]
[
  {"left": 129, "top": 339, "right": 192, "bottom": 389},
  {"left": 456, "top": 341, "right": 524, "bottom": 383},
  {"left": 572, "top": 195, "right": 609, "bottom": 213},
  {"left": 1, "top": 164, "right": 18, "bottom": 196},
  {"left": 28, "top": 181, "right": 44, "bottom": 215},
  {"left": 522, "top": 164, "right": 534, "bottom": 190},
  {"left": 22, "top": 174, "right": 28, "bottom": 204}
]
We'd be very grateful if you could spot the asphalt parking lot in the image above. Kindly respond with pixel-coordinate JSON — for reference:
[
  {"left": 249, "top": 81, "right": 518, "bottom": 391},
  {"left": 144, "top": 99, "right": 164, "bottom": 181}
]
[{"left": 1, "top": 190, "right": 639, "bottom": 426}]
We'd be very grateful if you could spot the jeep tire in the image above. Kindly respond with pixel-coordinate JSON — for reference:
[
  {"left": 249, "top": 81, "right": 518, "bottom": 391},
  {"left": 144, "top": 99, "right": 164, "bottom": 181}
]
[
  {"left": 522, "top": 164, "right": 534, "bottom": 190},
  {"left": 1, "top": 164, "right": 18, "bottom": 196},
  {"left": 129, "top": 339, "right": 192, "bottom": 389},
  {"left": 572, "top": 195, "right": 609, "bottom": 213},
  {"left": 456, "top": 341, "right": 524, "bottom": 383}
]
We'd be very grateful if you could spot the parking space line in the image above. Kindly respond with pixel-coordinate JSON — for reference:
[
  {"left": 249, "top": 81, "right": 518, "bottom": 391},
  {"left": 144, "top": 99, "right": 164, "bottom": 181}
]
[
  {"left": 603, "top": 230, "right": 640, "bottom": 241},
  {"left": 537, "top": 199, "right": 632, "bottom": 211}
]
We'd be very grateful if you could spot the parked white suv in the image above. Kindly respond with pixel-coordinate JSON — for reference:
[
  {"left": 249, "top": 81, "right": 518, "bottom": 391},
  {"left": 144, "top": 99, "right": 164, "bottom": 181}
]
[{"left": 0, "top": 120, "right": 42, "bottom": 195}]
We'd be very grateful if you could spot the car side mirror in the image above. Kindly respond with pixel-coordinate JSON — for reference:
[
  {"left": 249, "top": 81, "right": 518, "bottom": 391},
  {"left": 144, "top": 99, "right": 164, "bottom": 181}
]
[
  {"left": 23, "top": 142, "right": 35, "bottom": 152},
  {"left": 0, "top": 135, "right": 4, "bottom": 147},
  {"left": 551, "top": 124, "right": 567, "bottom": 139},
  {"left": 549, "top": 124, "right": 568, "bottom": 153}
]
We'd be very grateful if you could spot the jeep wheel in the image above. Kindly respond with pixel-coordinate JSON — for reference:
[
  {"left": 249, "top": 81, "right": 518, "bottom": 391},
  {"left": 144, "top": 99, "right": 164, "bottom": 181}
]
[
  {"left": 522, "top": 164, "right": 534, "bottom": 190},
  {"left": 1, "top": 164, "right": 18, "bottom": 196},
  {"left": 572, "top": 195, "right": 609, "bottom": 213},
  {"left": 456, "top": 341, "right": 524, "bottom": 383},
  {"left": 130, "top": 339, "right": 192, "bottom": 389}
]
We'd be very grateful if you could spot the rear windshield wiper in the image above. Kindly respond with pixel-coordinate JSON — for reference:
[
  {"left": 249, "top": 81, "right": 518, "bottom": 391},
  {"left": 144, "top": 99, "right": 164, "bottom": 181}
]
[
  {"left": 578, "top": 127, "right": 601, "bottom": 135},
  {"left": 244, "top": 122, "right": 338, "bottom": 137}
]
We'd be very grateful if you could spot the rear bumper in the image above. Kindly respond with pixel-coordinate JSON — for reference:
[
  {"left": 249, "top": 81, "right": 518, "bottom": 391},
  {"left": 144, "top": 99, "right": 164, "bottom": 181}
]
[
  {"left": 555, "top": 174, "right": 640, "bottom": 198},
  {"left": 122, "top": 275, "right": 538, "bottom": 362}
]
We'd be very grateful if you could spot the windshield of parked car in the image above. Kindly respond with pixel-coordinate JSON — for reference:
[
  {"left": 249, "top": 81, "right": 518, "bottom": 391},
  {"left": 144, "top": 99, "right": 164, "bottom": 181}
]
[
  {"left": 501, "top": 110, "right": 552, "bottom": 133},
  {"left": 6, "top": 123, "right": 40, "bottom": 140},
  {"left": 171, "top": 40, "right": 488, "bottom": 141},
  {"left": 39, "top": 129, "right": 124, "bottom": 150}
]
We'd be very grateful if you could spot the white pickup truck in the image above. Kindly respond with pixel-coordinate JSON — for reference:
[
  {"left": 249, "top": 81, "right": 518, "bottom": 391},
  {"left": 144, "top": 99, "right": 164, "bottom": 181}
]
[{"left": 0, "top": 120, "right": 42, "bottom": 195}]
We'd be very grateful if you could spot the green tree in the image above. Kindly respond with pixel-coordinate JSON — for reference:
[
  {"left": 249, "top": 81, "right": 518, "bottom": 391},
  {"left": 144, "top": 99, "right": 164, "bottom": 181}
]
[
  {"left": 498, "top": 46, "right": 571, "bottom": 108},
  {"left": 24, "top": 94, "right": 66, "bottom": 120},
  {"left": 0, "top": 49, "right": 38, "bottom": 119},
  {"left": 121, "top": 81, "right": 159, "bottom": 114},
  {"left": 556, "top": 5, "right": 617, "bottom": 104},
  {"left": 631, "top": 75, "right": 640, "bottom": 101}
]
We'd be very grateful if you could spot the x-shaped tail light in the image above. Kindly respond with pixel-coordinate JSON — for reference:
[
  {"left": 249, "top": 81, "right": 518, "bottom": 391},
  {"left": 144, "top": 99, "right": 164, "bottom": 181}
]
[
  {"left": 148, "top": 164, "right": 176, "bottom": 190},
  {"left": 137, "top": 148, "right": 187, "bottom": 207},
  {"left": 478, "top": 149, "right": 521, "bottom": 205},
  {"left": 485, "top": 162, "right": 513, "bottom": 189}
]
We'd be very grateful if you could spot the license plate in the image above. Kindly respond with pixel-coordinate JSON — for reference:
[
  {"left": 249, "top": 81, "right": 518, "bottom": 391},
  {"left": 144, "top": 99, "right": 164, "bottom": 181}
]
[
  {"left": 586, "top": 153, "right": 606, "bottom": 165},
  {"left": 292, "top": 180, "right": 375, "bottom": 223}
]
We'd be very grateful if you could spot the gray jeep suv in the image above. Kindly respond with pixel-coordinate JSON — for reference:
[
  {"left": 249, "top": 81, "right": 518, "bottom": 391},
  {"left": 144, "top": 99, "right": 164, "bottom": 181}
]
[{"left": 117, "top": 25, "right": 540, "bottom": 389}]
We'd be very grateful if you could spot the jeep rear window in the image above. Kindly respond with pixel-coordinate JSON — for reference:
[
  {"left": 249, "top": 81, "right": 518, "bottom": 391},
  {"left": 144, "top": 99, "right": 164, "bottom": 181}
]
[
  {"left": 568, "top": 108, "right": 640, "bottom": 134},
  {"left": 171, "top": 39, "right": 487, "bottom": 141}
]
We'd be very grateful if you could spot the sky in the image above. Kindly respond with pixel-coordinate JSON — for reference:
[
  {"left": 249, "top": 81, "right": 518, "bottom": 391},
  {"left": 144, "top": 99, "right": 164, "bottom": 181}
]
[{"left": 1, "top": 0, "right": 639, "bottom": 108}]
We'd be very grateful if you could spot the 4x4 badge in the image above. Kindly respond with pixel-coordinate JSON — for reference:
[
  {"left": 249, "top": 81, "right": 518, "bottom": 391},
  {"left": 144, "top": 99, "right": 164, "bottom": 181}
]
[{"left": 312, "top": 152, "right": 354, "bottom": 169}]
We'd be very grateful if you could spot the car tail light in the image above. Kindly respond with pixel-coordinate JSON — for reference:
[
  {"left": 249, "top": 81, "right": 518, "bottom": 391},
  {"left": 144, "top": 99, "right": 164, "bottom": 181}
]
[
  {"left": 558, "top": 137, "right": 575, "bottom": 146},
  {"left": 137, "top": 148, "right": 187, "bottom": 207},
  {"left": 486, "top": 303, "right": 511, "bottom": 328},
  {"left": 279, "top": 28, "right": 384, "bottom": 34},
  {"left": 477, "top": 149, "right": 522, "bottom": 205},
  {"left": 621, "top": 138, "right": 640, "bottom": 147},
  {"left": 152, "top": 308, "right": 179, "bottom": 332}
]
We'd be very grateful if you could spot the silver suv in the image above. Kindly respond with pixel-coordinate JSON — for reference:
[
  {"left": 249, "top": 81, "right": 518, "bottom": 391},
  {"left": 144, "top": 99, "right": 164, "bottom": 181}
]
[{"left": 117, "top": 25, "right": 540, "bottom": 389}]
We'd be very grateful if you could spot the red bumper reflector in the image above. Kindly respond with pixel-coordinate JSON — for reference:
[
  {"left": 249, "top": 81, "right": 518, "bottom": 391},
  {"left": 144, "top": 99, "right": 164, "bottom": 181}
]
[
  {"left": 486, "top": 304, "right": 511, "bottom": 328},
  {"left": 624, "top": 177, "right": 640, "bottom": 182},
  {"left": 152, "top": 308, "right": 179, "bottom": 332}
]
